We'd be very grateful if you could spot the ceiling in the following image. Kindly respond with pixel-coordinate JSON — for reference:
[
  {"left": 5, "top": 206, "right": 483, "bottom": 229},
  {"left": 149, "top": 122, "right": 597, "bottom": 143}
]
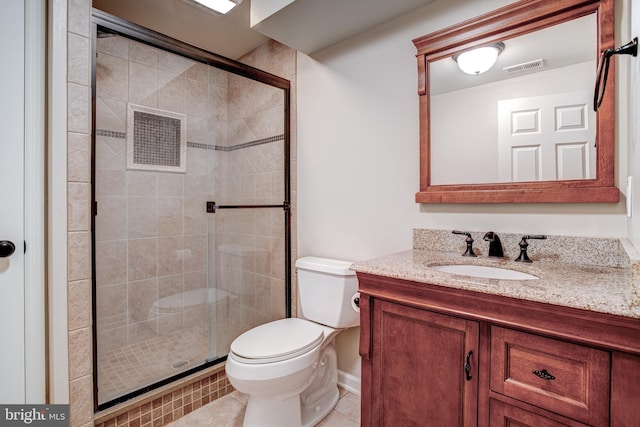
[
  {"left": 92, "top": 0, "right": 433, "bottom": 59},
  {"left": 92, "top": 0, "right": 267, "bottom": 59},
  {"left": 250, "top": 0, "right": 433, "bottom": 55}
]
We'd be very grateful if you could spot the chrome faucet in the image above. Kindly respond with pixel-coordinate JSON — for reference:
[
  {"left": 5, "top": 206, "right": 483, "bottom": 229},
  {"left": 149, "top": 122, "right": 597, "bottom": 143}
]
[{"left": 483, "top": 231, "right": 504, "bottom": 258}]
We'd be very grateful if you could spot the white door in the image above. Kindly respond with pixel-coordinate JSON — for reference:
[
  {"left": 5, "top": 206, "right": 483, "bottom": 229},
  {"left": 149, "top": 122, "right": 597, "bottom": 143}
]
[
  {"left": 498, "top": 91, "right": 595, "bottom": 182},
  {"left": 0, "top": 0, "right": 26, "bottom": 403}
]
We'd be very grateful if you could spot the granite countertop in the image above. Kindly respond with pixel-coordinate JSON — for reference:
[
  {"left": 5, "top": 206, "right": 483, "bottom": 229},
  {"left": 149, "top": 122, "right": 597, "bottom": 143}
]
[{"left": 352, "top": 247, "right": 640, "bottom": 320}]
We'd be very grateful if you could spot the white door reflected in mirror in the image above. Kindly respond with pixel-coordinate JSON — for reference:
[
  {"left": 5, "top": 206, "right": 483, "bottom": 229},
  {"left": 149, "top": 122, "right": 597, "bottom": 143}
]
[{"left": 497, "top": 91, "right": 595, "bottom": 182}]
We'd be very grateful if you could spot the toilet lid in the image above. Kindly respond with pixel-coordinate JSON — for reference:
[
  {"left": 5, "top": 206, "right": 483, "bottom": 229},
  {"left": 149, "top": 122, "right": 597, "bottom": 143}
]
[{"left": 230, "top": 318, "right": 324, "bottom": 364}]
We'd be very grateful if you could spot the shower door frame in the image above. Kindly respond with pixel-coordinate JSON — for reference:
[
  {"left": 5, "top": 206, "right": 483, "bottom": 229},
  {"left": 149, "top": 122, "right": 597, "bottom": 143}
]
[{"left": 90, "top": 9, "right": 292, "bottom": 411}]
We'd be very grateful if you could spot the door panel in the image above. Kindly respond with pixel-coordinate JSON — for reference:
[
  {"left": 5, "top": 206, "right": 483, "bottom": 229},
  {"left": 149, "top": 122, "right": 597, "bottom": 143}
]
[
  {"left": 0, "top": 0, "right": 26, "bottom": 403},
  {"left": 498, "top": 91, "right": 595, "bottom": 182}
]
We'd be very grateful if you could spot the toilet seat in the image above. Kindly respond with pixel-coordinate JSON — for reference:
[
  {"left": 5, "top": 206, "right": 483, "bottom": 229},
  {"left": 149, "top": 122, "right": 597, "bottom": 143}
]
[{"left": 230, "top": 318, "right": 324, "bottom": 364}]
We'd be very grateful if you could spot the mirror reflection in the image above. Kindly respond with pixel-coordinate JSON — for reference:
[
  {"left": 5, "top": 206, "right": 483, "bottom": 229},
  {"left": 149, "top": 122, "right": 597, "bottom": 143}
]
[{"left": 429, "top": 14, "right": 596, "bottom": 185}]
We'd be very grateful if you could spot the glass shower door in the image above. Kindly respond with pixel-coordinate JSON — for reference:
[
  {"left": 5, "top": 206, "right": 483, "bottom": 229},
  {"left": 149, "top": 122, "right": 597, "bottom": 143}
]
[
  {"left": 93, "top": 22, "right": 290, "bottom": 407},
  {"left": 209, "top": 71, "right": 291, "bottom": 356}
]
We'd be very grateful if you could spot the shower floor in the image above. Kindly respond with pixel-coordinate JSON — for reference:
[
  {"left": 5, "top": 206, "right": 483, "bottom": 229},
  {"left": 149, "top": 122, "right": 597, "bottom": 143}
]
[{"left": 98, "top": 324, "right": 212, "bottom": 404}]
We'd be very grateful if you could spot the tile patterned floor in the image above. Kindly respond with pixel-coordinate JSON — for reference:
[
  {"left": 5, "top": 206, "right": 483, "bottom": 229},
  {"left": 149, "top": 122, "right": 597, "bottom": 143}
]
[
  {"left": 166, "top": 387, "right": 360, "bottom": 427},
  {"left": 98, "top": 325, "right": 210, "bottom": 402}
]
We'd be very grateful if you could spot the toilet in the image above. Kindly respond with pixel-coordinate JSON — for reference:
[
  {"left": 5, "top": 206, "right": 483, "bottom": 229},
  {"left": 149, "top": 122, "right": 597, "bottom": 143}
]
[{"left": 225, "top": 257, "right": 360, "bottom": 427}]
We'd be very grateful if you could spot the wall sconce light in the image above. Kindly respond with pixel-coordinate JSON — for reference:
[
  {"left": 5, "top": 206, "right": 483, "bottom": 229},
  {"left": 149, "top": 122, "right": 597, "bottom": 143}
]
[
  {"left": 188, "top": 0, "right": 243, "bottom": 14},
  {"left": 453, "top": 42, "right": 505, "bottom": 75}
]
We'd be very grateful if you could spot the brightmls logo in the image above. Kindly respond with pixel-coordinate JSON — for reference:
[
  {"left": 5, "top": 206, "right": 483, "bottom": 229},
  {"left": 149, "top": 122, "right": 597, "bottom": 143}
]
[
  {"left": 0, "top": 405, "right": 68, "bottom": 426},
  {"left": 4, "top": 408, "right": 46, "bottom": 424}
]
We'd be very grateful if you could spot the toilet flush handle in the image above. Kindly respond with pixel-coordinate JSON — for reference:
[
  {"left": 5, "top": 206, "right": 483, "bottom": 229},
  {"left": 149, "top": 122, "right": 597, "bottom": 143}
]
[{"left": 351, "top": 292, "right": 361, "bottom": 313}]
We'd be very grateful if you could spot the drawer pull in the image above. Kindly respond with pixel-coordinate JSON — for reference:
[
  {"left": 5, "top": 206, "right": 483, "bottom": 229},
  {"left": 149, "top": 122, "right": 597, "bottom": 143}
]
[
  {"left": 532, "top": 369, "right": 556, "bottom": 380},
  {"left": 464, "top": 351, "right": 473, "bottom": 381}
]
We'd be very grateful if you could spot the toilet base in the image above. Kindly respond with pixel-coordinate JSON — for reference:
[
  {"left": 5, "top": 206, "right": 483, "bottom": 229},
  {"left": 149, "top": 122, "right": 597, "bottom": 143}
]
[
  {"left": 301, "top": 386, "right": 339, "bottom": 427},
  {"left": 243, "top": 393, "right": 303, "bottom": 427},
  {"left": 241, "top": 345, "right": 339, "bottom": 427},
  {"left": 300, "top": 345, "right": 339, "bottom": 426}
]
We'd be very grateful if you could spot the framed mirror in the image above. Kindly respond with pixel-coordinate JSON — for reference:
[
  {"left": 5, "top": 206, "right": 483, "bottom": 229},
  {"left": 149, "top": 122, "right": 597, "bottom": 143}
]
[{"left": 413, "top": 0, "right": 618, "bottom": 203}]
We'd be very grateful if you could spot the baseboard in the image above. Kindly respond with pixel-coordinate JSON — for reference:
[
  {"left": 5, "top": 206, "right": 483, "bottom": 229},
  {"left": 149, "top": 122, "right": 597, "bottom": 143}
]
[{"left": 337, "top": 370, "right": 361, "bottom": 396}]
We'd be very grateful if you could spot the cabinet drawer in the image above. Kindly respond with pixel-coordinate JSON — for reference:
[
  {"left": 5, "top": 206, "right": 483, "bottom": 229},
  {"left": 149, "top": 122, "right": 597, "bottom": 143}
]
[
  {"left": 489, "top": 398, "right": 590, "bottom": 427},
  {"left": 490, "top": 327, "right": 609, "bottom": 426}
]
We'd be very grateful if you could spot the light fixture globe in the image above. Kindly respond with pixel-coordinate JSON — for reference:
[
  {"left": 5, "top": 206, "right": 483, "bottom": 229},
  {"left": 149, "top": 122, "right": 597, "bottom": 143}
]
[{"left": 453, "top": 42, "right": 505, "bottom": 75}]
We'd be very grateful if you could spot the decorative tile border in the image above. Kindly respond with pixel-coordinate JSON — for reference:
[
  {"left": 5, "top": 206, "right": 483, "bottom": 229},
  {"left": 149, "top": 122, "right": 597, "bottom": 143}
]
[
  {"left": 94, "top": 366, "right": 234, "bottom": 427},
  {"left": 95, "top": 128, "right": 284, "bottom": 152},
  {"left": 96, "top": 129, "right": 126, "bottom": 139}
]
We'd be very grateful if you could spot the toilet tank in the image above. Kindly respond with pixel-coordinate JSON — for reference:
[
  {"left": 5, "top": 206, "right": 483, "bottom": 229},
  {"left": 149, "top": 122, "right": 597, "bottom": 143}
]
[{"left": 295, "top": 257, "right": 360, "bottom": 328}]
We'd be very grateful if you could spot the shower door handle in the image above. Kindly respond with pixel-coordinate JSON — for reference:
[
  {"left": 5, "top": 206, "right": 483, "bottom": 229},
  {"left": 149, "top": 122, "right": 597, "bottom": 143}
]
[{"left": 0, "top": 241, "right": 16, "bottom": 257}]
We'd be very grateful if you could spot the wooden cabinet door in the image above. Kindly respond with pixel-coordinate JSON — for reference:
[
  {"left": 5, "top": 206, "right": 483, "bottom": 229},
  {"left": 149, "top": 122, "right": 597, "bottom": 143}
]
[{"left": 369, "top": 299, "right": 479, "bottom": 427}]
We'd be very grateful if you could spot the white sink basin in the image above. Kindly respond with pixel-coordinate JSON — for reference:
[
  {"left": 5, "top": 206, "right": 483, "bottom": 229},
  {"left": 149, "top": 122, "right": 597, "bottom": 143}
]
[{"left": 430, "top": 264, "right": 538, "bottom": 280}]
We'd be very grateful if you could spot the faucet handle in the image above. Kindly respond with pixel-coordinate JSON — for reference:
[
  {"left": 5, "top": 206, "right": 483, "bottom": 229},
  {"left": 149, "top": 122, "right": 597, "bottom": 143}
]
[
  {"left": 523, "top": 235, "right": 547, "bottom": 240},
  {"left": 452, "top": 230, "right": 477, "bottom": 257},
  {"left": 514, "top": 235, "right": 547, "bottom": 263}
]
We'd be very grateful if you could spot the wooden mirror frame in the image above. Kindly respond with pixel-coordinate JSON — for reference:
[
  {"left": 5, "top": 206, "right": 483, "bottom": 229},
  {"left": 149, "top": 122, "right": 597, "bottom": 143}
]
[{"left": 413, "top": 0, "right": 618, "bottom": 204}]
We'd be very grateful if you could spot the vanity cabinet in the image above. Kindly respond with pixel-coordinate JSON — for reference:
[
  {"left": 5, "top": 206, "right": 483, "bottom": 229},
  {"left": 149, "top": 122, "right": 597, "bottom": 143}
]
[{"left": 357, "top": 272, "right": 640, "bottom": 427}]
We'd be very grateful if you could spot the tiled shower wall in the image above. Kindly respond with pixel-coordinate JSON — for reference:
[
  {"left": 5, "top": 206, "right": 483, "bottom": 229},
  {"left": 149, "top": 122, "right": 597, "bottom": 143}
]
[
  {"left": 64, "top": 0, "right": 297, "bottom": 423},
  {"left": 66, "top": 0, "right": 96, "bottom": 425}
]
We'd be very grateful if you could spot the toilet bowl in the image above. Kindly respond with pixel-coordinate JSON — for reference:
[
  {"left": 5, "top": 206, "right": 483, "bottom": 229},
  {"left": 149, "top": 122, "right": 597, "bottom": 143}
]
[
  {"left": 225, "top": 257, "right": 360, "bottom": 427},
  {"left": 226, "top": 318, "right": 341, "bottom": 427}
]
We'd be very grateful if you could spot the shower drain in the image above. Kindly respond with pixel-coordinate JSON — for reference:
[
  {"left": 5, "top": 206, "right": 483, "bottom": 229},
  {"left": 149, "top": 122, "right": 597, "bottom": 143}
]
[{"left": 173, "top": 360, "right": 189, "bottom": 369}]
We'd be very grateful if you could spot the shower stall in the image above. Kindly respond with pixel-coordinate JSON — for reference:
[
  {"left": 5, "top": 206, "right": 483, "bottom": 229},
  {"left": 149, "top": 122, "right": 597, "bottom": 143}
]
[{"left": 91, "top": 11, "right": 291, "bottom": 408}]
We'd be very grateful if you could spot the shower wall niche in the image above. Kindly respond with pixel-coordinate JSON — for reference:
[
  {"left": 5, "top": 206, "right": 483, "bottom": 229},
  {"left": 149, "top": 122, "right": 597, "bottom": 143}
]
[{"left": 93, "top": 20, "right": 291, "bottom": 408}]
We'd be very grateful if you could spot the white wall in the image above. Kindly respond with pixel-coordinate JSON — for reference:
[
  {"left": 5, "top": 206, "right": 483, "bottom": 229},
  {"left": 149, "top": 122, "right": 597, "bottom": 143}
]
[{"left": 297, "top": 0, "right": 631, "bottom": 379}]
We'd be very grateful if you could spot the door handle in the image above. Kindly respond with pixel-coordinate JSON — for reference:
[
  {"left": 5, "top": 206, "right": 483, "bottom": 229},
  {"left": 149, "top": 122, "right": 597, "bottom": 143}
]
[{"left": 0, "top": 241, "right": 16, "bottom": 258}]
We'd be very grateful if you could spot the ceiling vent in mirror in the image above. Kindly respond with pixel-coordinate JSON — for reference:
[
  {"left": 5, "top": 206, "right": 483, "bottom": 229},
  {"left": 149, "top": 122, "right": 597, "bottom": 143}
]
[
  {"left": 503, "top": 58, "right": 545, "bottom": 74},
  {"left": 126, "top": 104, "right": 187, "bottom": 173}
]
